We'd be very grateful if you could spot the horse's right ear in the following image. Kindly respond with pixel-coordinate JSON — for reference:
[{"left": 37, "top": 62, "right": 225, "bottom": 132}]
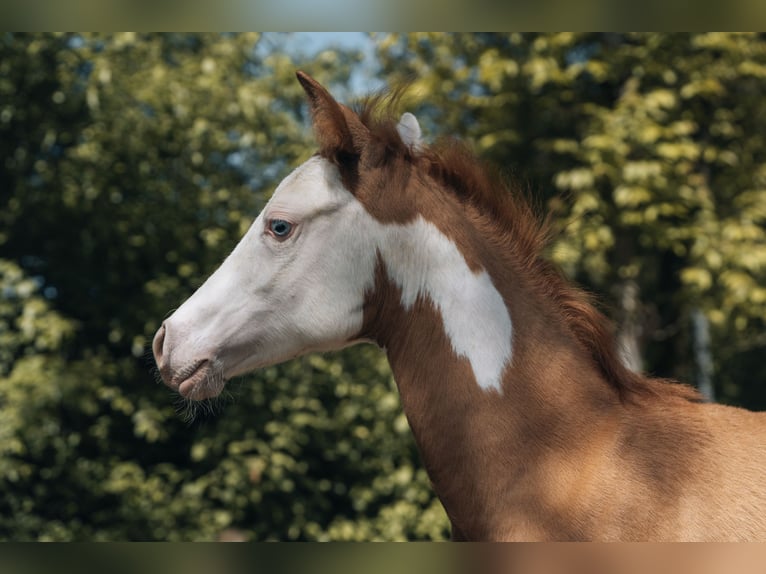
[
  {"left": 296, "top": 71, "right": 368, "bottom": 157},
  {"left": 397, "top": 112, "right": 422, "bottom": 150}
]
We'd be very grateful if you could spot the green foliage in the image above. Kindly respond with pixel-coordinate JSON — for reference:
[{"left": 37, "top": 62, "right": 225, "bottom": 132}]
[
  {"left": 3, "top": 32, "right": 765, "bottom": 541},
  {"left": 0, "top": 33, "right": 448, "bottom": 541}
]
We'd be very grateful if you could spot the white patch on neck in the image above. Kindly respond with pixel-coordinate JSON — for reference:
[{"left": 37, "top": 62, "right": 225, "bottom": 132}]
[{"left": 376, "top": 216, "right": 513, "bottom": 393}]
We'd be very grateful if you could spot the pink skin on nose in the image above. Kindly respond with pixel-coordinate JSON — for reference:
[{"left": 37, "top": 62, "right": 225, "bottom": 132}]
[{"left": 152, "top": 322, "right": 216, "bottom": 399}]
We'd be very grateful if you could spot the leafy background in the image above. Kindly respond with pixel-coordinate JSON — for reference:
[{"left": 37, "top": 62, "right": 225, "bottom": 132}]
[{"left": 1, "top": 33, "right": 765, "bottom": 540}]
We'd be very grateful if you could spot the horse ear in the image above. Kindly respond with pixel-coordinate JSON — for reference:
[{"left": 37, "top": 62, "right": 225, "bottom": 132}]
[
  {"left": 296, "top": 71, "right": 368, "bottom": 156},
  {"left": 396, "top": 112, "right": 422, "bottom": 150}
]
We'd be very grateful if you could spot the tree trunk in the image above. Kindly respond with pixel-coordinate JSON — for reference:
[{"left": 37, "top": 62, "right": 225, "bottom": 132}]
[
  {"left": 617, "top": 279, "right": 643, "bottom": 373},
  {"left": 691, "top": 307, "right": 715, "bottom": 402}
]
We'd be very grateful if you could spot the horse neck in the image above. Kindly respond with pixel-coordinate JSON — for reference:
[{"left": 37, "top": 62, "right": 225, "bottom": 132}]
[{"left": 362, "top": 218, "right": 622, "bottom": 539}]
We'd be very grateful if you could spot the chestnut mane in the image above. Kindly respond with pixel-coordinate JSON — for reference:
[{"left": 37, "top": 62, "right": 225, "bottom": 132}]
[{"left": 352, "top": 94, "right": 701, "bottom": 404}]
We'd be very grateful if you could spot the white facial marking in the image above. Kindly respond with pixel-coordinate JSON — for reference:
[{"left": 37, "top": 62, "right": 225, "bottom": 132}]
[
  {"left": 375, "top": 217, "right": 513, "bottom": 393},
  {"left": 162, "top": 155, "right": 512, "bottom": 396},
  {"left": 162, "top": 157, "right": 379, "bottom": 385},
  {"left": 396, "top": 112, "right": 423, "bottom": 150}
]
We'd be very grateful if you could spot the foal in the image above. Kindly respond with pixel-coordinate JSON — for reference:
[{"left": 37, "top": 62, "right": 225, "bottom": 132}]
[{"left": 153, "top": 72, "right": 766, "bottom": 541}]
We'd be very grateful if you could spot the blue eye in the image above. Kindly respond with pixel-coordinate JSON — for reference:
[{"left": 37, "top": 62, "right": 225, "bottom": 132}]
[{"left": 269, "top": 219, "right": 293, "bottom": 238}]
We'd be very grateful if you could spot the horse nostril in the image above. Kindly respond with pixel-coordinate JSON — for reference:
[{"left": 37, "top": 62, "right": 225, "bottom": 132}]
[{"left": 152, "top": 324, "right": 167, "bottom": 366}]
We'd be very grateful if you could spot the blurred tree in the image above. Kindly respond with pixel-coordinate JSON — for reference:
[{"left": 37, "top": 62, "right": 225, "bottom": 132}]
[
  {"left": 0, "top": 33, "right": 448, "bottom": 540},
  {"left": 378, "top": 32, "right": 766, "bottom": 408},
  {"left": 4, "top": 31, "right": 765, "bottom": 542}
]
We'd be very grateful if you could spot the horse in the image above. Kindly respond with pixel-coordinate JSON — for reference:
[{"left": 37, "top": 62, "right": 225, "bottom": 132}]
[{"left": 153, "top": 71, "right": 766, "bottom": 541}]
